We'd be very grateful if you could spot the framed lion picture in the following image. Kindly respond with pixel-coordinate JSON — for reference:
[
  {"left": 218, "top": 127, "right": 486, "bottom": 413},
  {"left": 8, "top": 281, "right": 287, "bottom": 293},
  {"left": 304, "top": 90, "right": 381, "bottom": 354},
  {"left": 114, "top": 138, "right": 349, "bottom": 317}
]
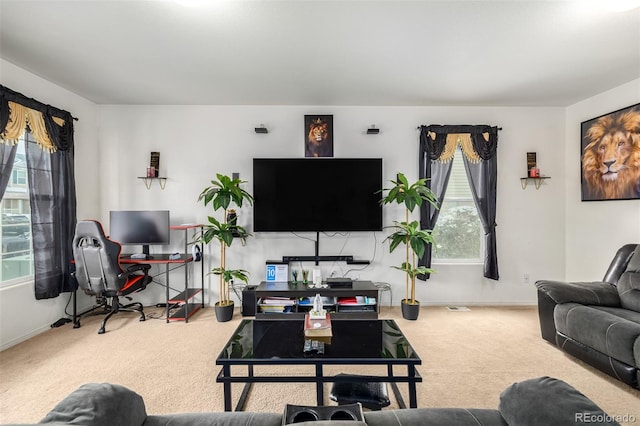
[
  {"left": 580, "top": 103, "right": 640, "bottom": 201},
  {"left": 305, "top": 115, "right": 333, "bottom": 157}
]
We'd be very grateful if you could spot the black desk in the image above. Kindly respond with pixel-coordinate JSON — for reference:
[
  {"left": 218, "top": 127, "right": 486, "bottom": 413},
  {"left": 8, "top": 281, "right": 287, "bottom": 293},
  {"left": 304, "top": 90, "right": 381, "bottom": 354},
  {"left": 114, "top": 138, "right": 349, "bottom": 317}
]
[
  {"left": 216, "top": 319, "right": 422, "bottom": 411},
  {"left": 121, "top": 253, "right": 203, "bottom": 322}
]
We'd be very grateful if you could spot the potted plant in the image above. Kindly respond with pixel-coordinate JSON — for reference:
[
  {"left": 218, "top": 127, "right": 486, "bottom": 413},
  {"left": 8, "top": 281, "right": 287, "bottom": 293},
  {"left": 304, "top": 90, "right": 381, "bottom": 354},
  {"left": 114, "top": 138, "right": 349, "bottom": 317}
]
[
  {"left": 198, "top": 173, "right": 254, "bottom": 322},
  {"left": 381, "top": 173, "right": 438, "bottom": 320}
]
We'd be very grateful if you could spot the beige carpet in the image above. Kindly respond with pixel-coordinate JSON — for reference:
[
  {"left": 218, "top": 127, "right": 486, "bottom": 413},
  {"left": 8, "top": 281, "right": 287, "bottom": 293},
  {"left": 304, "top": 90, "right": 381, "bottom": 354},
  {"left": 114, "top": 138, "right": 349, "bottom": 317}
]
[{"left": 1, "top": 306, "right": 639, "bottom": 424}]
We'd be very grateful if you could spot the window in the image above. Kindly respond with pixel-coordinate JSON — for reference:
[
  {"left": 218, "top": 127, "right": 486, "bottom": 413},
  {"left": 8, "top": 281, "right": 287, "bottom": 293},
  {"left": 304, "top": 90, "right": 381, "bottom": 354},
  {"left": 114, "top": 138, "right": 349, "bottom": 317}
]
[
  {"left": 1, "top": 134, "right": 34, "bottom": 284},
  {"left": 432, "top": 148, "right": 483, "bottom": 263}
]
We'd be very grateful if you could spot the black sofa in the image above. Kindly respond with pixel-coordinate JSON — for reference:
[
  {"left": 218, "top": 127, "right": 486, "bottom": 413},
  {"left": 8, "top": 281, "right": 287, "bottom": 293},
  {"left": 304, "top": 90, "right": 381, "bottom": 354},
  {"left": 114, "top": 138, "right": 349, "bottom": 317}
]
[
  {"left": 5, "top": 377, "right": 621, "bottom": 426},
  {"left": 535, "top": 243, "right": 640, "bottom": 389}
]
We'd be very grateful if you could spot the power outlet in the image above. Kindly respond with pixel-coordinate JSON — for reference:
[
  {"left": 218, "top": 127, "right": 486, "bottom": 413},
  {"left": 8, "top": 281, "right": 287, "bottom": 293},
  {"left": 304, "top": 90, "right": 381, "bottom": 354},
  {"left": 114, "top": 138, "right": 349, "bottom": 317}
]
[{"left": 523, "top": 273, "right": 530, "bottom": 284}]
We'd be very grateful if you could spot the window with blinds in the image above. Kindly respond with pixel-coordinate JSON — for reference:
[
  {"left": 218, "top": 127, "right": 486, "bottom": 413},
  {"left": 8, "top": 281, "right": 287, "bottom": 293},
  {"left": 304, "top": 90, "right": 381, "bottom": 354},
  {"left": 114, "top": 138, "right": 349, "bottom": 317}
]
[{"left": 432, "top": 147, "right": 483, "bottom": 263}]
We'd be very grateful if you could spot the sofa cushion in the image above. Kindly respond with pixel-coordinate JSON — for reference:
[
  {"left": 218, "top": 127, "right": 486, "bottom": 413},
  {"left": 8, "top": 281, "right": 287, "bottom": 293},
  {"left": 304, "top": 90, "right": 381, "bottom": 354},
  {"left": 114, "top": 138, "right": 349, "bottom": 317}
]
[
  {"left": 144, "top": 412, "right": 283, "bottom": 426},
  {"left": 39, "top": 383, "right": 146, "bottom": 426},
  {"left": 499, "top": 376, "right": 620, "bottom": 426},
  {"left": 554, "top": 303, "right": 640, "bottom": 367},
  {"left": 363, "top": 408, "right": 507, "bottom": 426},
  {"left": 617, "top": 246, "right": 640, "bottom": 312}
]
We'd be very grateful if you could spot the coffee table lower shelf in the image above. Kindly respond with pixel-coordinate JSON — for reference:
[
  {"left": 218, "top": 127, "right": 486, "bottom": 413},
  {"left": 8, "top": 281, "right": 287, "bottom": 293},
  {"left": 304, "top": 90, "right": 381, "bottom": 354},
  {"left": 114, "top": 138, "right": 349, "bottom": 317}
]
[{"left": 216, "top": 364, "right": 421, "bottom": 412}]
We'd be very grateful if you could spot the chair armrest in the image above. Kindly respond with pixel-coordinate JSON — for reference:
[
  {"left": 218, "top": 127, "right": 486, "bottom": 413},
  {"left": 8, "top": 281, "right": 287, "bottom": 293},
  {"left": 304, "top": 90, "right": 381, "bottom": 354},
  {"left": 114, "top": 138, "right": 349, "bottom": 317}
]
[
  {"left": 119, "top": 263, "right": 151, "bottom": 280},
  {"left": 534, "top": 280, "right": 620, "bottom": 306}
]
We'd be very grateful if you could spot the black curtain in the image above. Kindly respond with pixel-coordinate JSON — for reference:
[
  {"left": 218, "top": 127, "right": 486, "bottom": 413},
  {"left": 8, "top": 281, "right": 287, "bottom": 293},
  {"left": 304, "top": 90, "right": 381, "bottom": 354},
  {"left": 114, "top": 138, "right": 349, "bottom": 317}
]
[
  {"left": 418, "top": 125, "right": 500, "bottom": 281},
  {"left": 418, "top": 130, "right": 453, "bottom": 279},
  {"left": 0, "top": 85, "right": 77, "bottom": 299},
  {"left": 0, "top": 143, "right": 17, "bottom": 200}
]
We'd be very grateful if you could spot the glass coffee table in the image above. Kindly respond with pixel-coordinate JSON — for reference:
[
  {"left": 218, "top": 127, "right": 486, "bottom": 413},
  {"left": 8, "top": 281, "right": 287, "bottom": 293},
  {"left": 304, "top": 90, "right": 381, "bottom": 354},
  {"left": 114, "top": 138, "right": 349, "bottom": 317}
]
[{"left": 216, "top": 319, "right": 422, "bottom": 411}]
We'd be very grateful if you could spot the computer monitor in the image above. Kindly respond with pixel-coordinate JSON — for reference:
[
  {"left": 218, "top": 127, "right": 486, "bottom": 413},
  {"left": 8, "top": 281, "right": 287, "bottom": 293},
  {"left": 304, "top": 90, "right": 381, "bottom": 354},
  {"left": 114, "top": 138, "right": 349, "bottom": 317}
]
[{"left": 109, "top": 210, "right": 170, "bottom": 258}]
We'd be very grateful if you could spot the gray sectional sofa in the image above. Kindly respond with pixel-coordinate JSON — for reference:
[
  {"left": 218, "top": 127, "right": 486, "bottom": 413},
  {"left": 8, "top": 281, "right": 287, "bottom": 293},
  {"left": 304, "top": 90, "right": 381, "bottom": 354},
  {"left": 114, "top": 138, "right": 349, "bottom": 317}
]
[
  {"left": 535, "top": 243, "right": 640, "bottom": 389},
  {"left": 7, "top": 377, "right": 620, "bottom": 426}
]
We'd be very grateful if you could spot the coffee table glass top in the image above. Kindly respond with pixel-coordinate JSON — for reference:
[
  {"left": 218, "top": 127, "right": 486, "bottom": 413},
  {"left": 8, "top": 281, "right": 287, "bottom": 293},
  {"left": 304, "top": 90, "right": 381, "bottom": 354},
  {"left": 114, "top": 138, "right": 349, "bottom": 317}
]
[{"left": 217, "top": 319, "right": 420, "bottom": 361}]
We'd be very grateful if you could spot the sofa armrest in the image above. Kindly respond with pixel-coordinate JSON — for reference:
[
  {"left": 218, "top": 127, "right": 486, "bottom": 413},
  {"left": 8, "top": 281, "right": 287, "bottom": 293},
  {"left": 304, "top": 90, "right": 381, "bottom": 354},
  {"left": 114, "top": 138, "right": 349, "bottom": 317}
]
[
  {"left": 40, "top": 383, "right": 147, "bottom": 426},
  {"left": 499, "top": 376, "right": 620, "bottom": 426},
  {"left": 534, "top": 280, "right": 620, "bottom": 306}
]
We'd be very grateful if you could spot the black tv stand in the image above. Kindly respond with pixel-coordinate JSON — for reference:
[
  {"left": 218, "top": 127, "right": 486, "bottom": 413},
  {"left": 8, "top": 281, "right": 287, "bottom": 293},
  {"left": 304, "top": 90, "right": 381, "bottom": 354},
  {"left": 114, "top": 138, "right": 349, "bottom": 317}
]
[{"left": 281, "top": 231, "right": 370, "bottom": 265}]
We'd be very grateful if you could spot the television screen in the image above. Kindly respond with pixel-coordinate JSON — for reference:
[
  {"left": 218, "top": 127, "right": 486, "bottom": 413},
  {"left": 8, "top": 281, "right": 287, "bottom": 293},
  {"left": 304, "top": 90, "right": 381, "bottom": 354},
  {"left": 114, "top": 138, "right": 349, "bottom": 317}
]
[
  {"left": 109, "top": 210, "right": 170, "bottom": 253},
  {"left": 253, "top": 158, "right": 382, "bottom": 232}
]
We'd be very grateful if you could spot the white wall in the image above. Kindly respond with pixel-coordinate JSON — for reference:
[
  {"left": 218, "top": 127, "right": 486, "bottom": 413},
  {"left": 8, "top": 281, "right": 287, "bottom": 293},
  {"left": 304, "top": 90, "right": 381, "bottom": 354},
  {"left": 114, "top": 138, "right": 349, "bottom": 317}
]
[
  {"left": 565, "top": 79, "right": 640, "bottom": 281},
  {"left": 0, "top": 59, "right": 100, "bottom": 350},
  {"left": 2, "top": 56, "right": 635, "bottom": 351},
  {"left": 97, "top": 105, "right": 566, "bottom": 308}
]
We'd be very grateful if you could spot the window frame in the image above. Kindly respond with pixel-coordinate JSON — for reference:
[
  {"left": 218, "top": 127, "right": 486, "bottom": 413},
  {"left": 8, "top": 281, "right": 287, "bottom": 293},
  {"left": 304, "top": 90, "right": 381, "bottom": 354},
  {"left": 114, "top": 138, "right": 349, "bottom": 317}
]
[
  {"left": 431, "top": 148, "right": 484, "bottom": 265},
  {"left": 1, "top": 135, "right": 34, "bottom": 288}
]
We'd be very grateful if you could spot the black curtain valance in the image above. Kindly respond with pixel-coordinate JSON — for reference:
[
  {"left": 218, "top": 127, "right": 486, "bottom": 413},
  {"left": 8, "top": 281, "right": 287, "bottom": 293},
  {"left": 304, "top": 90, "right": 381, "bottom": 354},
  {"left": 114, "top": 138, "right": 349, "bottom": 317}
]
[
  {"left": 419, "top": 124, "right": 500, "bottom": 161},
  {"left": 1, "top": 85, "right": 76, "bottom": 152}
]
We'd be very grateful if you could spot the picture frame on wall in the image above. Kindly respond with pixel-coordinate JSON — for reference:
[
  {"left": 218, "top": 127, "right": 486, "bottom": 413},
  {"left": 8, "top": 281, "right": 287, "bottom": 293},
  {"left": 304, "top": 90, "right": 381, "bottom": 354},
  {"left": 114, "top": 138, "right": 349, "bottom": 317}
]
[
  {"left": 580, "top": 103, "right": 640, "bottom": 201},
  {"left": 304, "top": 115, "right": 333, "bottom": 157}
]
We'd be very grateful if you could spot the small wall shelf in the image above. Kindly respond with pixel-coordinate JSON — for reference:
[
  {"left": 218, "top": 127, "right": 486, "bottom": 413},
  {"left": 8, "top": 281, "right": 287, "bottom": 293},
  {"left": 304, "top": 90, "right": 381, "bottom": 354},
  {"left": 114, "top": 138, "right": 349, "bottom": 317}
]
[
  {"left": 520, "top": 176, "right": 550, "bottom": 190},
  {"left": 138, "top": 176, "right": 167, "bottom": 189}
]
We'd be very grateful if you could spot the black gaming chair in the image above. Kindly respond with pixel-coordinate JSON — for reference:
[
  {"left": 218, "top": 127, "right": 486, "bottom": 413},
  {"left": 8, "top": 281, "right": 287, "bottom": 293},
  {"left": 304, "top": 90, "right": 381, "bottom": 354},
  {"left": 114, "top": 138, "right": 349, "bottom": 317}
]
[{"left": 72, "top": 220, "right": 152, "bottom": 334}]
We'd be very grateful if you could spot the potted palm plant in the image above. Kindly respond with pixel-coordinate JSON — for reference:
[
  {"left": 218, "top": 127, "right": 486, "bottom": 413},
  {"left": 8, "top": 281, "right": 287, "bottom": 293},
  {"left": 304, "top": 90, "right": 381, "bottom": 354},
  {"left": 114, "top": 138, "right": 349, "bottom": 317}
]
[
  {"left": 198, "top": 173, "right": 254, "bottom": 322},
  {"left": 381, "top": 173, "right": 438, "bottom": 320}
]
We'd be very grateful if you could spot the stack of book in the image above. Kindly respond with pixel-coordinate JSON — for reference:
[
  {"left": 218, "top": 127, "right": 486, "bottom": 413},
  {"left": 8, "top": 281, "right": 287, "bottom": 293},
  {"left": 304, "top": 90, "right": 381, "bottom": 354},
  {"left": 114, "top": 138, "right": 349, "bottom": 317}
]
[
  {"left": 304, "top": 312, "right": 332, "bottom": 339},
  {"left": 258, "top": 297, "right": 295, "bottom": 313}
]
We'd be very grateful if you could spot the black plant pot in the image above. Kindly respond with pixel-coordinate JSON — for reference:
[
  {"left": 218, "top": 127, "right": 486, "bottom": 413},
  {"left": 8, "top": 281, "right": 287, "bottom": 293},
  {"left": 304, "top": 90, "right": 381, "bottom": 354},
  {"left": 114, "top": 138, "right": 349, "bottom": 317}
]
[
  {"left": 401, "top": 299, "right": 420, "bottom": 320},
  {"left": 215, "top": 301, "right": 234, "bottom": 322}
]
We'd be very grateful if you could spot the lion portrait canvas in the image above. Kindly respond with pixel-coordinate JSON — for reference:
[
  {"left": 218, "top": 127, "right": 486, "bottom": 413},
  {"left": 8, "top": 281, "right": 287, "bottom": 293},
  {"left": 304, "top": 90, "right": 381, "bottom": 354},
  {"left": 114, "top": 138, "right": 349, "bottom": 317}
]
[
  {"left": 580, "top": 103, "right": 640, "bottom": 201},
  {"left": 304, "top": 115, "right": 333, "bottom": 158}
]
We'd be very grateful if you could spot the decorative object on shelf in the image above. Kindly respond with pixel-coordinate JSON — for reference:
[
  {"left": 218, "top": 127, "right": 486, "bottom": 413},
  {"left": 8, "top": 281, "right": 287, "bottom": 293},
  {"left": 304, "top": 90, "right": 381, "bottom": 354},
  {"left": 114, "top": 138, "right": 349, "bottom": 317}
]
[
  {"left": 305, "top": 115, "right": 333, "bottom": 157},
  {"left": 580, "top": 103, "right": 640, "bottom": 202},
  {"left": 292, "top": 269, "right": 298, "bottom": 285},
  {"left": 309, "top": 293, "right": 327, "bottom": 319},
  {"left": 149, "top": 151, "right": 160, "bottom": 177},
  {"left": 197, "top": 173, "right": 254, "bottom": 322},
  {"left": 146, "top": 167, "right": 156, "bottom": 178},
  {"left": 302, "top": 269, "right": 309, "bottom": 285},
  {"left": 313, "top": 269, "right": 322, "bottom": 287},
  {"left": 367, "top": 125, "right": 380, "bottom": 135},
  {"left": 526, "top": 152, "right": 537, "bottom": 176},
  {"left": 254, "top": 124, "right": 268, "bottom": 134},
  {"left": 381, "top": 172, "right": 438, "bottom": 320}
]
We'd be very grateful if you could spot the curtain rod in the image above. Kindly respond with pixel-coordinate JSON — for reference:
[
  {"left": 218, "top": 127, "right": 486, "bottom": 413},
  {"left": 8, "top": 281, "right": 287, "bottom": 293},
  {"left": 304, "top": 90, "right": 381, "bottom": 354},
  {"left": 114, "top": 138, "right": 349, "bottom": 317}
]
[{"left": 1, "top": 85, "right": 79, "bottom": 122}]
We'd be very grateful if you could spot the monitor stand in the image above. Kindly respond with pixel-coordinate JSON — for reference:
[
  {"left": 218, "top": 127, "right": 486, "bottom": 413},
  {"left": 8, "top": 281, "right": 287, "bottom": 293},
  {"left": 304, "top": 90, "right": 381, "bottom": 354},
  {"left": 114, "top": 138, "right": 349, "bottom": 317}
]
[{"left": 131, "top": 245, "right": 153, "bottom": 260}]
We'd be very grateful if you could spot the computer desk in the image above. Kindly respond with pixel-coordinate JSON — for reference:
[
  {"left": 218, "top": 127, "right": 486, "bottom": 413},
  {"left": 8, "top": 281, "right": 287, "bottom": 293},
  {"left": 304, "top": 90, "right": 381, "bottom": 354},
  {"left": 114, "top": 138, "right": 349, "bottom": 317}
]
[
  {"left": 72, "top": 224, "right": 205, "bottom": 325},
  {"left": 121, "top": 251, "right": 205, "bottom": 323}
]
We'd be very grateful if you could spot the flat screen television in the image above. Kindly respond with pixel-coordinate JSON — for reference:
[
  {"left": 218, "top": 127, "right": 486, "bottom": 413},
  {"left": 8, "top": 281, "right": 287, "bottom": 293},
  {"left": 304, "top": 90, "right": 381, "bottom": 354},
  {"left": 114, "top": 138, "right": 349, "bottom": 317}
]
[
  {"left": 109, "top": 210, "right": 170, "bottom": 257},
  {"left": 253, "top": 158, "right": 382, "bottom": 232}
]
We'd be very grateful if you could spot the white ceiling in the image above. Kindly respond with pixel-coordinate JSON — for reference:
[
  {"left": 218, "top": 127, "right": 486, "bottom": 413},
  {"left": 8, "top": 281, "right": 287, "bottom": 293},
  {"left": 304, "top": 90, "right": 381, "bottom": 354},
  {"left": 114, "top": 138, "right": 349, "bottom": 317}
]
[{"left": 1, "top": 0, "right": 639, "bottom": 107}]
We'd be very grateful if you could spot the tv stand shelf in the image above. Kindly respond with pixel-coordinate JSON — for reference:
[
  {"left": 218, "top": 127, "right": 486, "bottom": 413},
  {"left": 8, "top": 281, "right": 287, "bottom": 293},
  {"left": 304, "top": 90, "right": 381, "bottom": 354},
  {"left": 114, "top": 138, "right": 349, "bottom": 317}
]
[
  {"left": 255, "top": 280, "right": 378, "bottom": 319},
  {"left": 279, "top": 255, "right": 370, "bottom": 265}
]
